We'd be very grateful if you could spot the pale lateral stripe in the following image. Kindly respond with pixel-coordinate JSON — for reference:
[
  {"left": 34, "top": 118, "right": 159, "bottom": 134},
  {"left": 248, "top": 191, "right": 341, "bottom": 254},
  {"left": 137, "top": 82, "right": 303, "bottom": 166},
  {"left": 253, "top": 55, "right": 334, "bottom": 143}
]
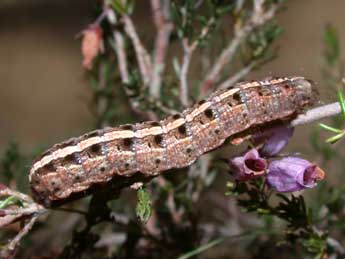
[
  {"left": 104, "top": 130, "right": 135, "bottom": 141},
  {"left": 32, "top": 145, "right": 80, "bottom": 173},
  {"left": 31, "top": 90, "right": 238, "bottom": 174},
  {"left": 79, "top": 136, "right": 103, "bottom": 150},
  {"left": 29, "top": 169, "right": 34, "bottom": 181},
  {"left": 119, "top": 150, "right": 135, "bottom": 155},
  {"left": 53, "top": 145, "right": 80, "bottom": 160},
  {"left": 218, "top": 88, "right": 240, "bottom": 101},
  {"left": 165, "top": 118, "right": 185, "bottom": 131},
  {"left": 32, "top": 137, "right": 102, "bottom": 174},
  {"left": 290, "top": 76, "right": 303, "bottom": 81},
  {"left": 32, "top": 158, "right": 48, "bottom": 173},
  {"left": 135, "top": 126, "right": 163, "bottom": 138},
  {"left": 240, "top": 82, "right": 260, "bottom": 88},
  {"left": 186, "top": 102, "right": 212, "bottom": 122},
  {"left": 260, "top": 80, "right": 270, "bottom": 85},
  {"left": 270, "top": 78, "right": 284, "bottom": 84}
]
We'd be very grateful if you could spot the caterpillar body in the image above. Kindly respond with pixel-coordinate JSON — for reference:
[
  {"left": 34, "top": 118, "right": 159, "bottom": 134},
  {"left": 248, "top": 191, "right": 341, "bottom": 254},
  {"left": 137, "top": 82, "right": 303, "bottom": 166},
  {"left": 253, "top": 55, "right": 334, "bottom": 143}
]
[{"left": 29, "top": 76, "right": 318, "bottom": 207}]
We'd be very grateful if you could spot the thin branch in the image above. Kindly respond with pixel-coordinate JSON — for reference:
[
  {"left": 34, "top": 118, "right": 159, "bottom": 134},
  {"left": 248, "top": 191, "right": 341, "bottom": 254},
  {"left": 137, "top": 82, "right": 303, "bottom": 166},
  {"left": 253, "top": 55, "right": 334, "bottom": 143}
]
[
  {"left": 105, "top": 7, "right": 130, "bottom": 85},
  {"left": 291, "top": 102, "right": 342, "bottom": 127},
  {"left": 180, "top": 40, "right": 193, "bottom": 107},
  {"left": 150, "top": 0, "right": 174, "bottom": 98},
  {"left": 0, "top": 186, "right": 47, "bottom": 227},
  {"left": 107, "top": 8, "right": 163, "bottom": 120},
  {"left": 180, "top": 17, "right": 215, "bottom": 107},
  {"left": 218, "top": 60, "right": 258, "bottom": 89},
  {"left": 122, "top": 15, "right": 152, "bottom": 86},
  {"left": 0, "top": 185, "right": 48, "bottom": 257},
  {"left": 0, "top": 187, "right": 33, "bottom": 204},
  {"left": 327, "top": 237, "right": 345, "bottom": 255},
  {"left": 1, "top": 215, "right": 39, "bottom": 257},
  {"left": 107, "top": 10, "right": 137, "bottom": 106},
  {"left": 113, "top": 31, "right": 130, "bottom": 84},
  {"left": 200, "top": 1, "right": 278, "bottom": 92},
  {"left": 153, "top": 99, "right": 177, "bottom": 115},
  {"left": 98, "top": 63, "right": 108, "bottom": 127},
  {"left": 156, "top": 177, "right": 182, "bottom": 224}
]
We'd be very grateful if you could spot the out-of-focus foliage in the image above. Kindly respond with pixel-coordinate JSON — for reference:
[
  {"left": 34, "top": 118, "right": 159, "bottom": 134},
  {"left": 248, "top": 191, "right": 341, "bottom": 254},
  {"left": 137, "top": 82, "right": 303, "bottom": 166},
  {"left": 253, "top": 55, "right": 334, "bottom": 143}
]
[{"left": 0, "top": 141, "right": 31, "bottom": 192}]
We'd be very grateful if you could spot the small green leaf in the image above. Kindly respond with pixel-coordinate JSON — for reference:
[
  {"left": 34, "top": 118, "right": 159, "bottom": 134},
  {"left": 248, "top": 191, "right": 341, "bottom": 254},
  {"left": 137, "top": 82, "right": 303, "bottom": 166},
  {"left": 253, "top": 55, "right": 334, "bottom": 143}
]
[
  {"left": 337, "top": 90, "right": 345, "bottom": 119},
  {"left": 136, "top": 186, "right": 152, "bottom": 223},
  {"left": 111, "top": 0, "right": 128, "bottom": 14},
  {"left": 0, "top": 196, "right": 17, "bottom": 209},
  {"left": 319, "top": 123, "right": 342, "bottom": 133}
]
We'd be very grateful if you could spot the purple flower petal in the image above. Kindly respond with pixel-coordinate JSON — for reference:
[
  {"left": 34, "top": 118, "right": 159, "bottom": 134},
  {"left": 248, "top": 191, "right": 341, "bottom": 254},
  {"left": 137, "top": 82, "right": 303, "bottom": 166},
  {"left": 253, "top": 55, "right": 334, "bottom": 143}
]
[
  {"left": 260, "top": 126, "right": 294, "bottom": 157},
  {"left": 267, "top": 157, "right": 325, "bottom": 192},
  {"left": 228, "top": 149, "right": 268, "bottom": 181}
]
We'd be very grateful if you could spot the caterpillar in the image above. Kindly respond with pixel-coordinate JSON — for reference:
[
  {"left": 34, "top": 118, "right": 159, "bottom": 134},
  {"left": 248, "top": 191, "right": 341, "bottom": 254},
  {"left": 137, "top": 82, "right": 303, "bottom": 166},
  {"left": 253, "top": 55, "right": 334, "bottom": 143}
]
[{"left": 29, "top": 76, "right": 318, "bottom": 207}]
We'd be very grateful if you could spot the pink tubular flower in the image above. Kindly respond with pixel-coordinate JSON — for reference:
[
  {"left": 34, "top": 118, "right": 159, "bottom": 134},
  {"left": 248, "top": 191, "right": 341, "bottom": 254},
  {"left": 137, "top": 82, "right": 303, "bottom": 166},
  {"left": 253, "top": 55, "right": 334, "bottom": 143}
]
[
  {"left": 267, "top": 157, "right": 325, "bottom": 192},
  {"left": 228, "top": 149, "right": 268, "bottom": 181},
  {"left": 260, "top": 126, "right": 294, "bottom": 157},
  {"left": 81, "top": 25, "right": 103, "bottom": 70}
]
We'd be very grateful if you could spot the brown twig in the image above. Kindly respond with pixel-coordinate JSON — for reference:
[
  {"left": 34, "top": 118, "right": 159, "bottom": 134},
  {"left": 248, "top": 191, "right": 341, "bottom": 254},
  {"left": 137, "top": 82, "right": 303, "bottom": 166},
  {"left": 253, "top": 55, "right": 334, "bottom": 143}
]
[
  {"left": 179, "top": 17, "right": 215, "bottom": 107},
  {"left": 180, "top": 40, "right": 193, "bottom": 107},
  {"left": 200, "top": 1, "right": 279, "bottom": 94},
  {"left": 107, "top": 5, "right": 175, "bottom": 119},
  {"left": 122, "top": 15, "right": 152, "bottom": 86},
  {"left": 0, "top": 187, "right": 47, "bottom": 228},
  {"left": 150, "top": 0, "right": 174, "bottom": 99},
  {"left": 98, "top": 63, "right": 108, "bottom": 127},
  {"left": 0, "top": 186, "right": 47, "bottom": 257},
  {"left": 106, "top": 9, "right": 138, "bottom": 107},
  {"left": 155, "top": 177, "right": 182, "bottom": 224},
  {"left": 2, "top": 215, "right": 38, "bottom": 253},
  {"left": 107, "top": 8, "right": 165, "bottom": 120},
  {"left": 186, "top": 153, "right": 211, "bottom": 202},
  {"left": 218, "top": 60, "right": 258, "bottom": 89},
  {"left": 0, "top": 187, "right": 33, "bottom": 204}
]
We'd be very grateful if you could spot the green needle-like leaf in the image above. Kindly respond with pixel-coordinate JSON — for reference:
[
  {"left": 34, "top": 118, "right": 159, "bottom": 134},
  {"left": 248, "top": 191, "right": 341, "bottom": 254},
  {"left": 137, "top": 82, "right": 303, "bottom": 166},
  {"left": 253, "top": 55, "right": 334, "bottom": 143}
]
[
  {"left": 337, "top": 90, "right": 345, "bottom": 119},
  {"left": 326, "top": 132, "right": 345, "bottom": 144},
  {"left": 319, "top": 123, "right": 343, "bottom": 133},
  {"left": 177, "top": 238, "right": 224, "bottom": 259}
]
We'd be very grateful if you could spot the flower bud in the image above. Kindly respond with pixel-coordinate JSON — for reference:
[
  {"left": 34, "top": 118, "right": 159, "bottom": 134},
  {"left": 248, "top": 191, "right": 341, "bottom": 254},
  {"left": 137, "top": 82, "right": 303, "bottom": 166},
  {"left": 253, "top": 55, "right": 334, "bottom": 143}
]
[{"left": 81, "top": 25, "right": 103, "bottom": 70}]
